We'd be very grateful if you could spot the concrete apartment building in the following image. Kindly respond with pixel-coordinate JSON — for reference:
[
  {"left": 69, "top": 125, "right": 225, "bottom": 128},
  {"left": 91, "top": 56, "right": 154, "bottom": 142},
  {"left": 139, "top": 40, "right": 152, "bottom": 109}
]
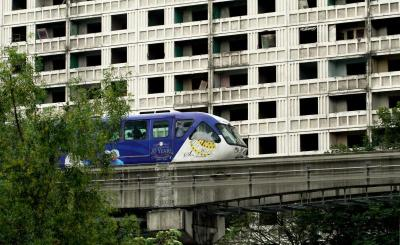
[{"left": 1, "top": 0, "right": 400, "bottom": 158}]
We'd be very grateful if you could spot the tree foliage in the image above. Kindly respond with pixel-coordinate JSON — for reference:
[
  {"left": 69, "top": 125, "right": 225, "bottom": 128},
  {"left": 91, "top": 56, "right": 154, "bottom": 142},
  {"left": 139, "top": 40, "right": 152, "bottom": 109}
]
[{"left": 0, "top": 49, "right": 182, "bottom": 244}]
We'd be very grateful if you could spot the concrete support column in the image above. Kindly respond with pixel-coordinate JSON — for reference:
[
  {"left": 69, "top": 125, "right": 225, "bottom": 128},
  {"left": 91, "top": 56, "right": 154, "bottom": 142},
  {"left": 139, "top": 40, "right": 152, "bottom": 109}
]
[{"left": 147, "top": 209, "right": 225, "bottom": 245}]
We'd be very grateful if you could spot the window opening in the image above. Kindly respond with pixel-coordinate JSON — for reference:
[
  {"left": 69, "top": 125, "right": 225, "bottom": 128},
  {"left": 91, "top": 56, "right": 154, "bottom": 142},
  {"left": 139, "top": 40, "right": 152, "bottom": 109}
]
[
  {"left": 148, "top": 9, "right": 164, "bottom": 26},
  {"left": 299, "top": 62, "right": 318, "bottom": 80},
  {"left": 148, "top": 77, "right": 164, "bottom": 94},
  {"left": 389, "top": 96, "right": 400, "bottom": 108},
  {"left": 299, "top": 26, "right": 317, "bottom": 44},
  {"left": 190, "top": 122, "right": 220, "bottom": 143},
  {"left": 259, "top": 101, "right": 276, "bottom": 119},
  {"left": 44, "top": 86, "right": 66, "bottom": 103},
  {"left": 213, "top": 104, "right": 248, "bottom": 121},
  {"left": 216, "top": 124, "right": 246, "bottom": 146},
  {"left": 258, "top": 31, "right": 276, "bottom": 49},
  {"left": 36, "top": 22, "right": 66, "bottom": 39},
  {"left": 12, "top": 0, "right": 26, "bottom": 10},
  {"left": 111, "top": 47, "right": 127, "bottom": 64},
  {"left": 259, "top": 66, "right": 276, "bottom": 83},
  {"left": 300, "top": 134, "right": 318, "bottom": 151},
  {"left": 299, "top": 0, "right": 316, "bottom": 9},
  {"left": 346, "top": 62, "right": 366, "bottom": 75},
  {"left": 175, "top": 120, "right": 193, "bottom": 138},
  {"left": 12, "top": 26, "right": 26, "bottom": 42},
  {"left": 148, "top": 43, "right": 165, "bottom": 60},
  {"left": 259, "top": 137, "right": 277, "bottom": 154},
  {"left": 111, "top": 14, "right": 127, "bottom": 31},
  {"left": 153, "top": 121, "right": 169, "bottom": 138},
  {"left": 258, "top": 0, "right": 275, "bottom": 13},
  {"left": 300, "top": 97, "right": 318, "bottom": 115},
  {"left": 125, "top": 120, "right": 147, "bottom": 140}
]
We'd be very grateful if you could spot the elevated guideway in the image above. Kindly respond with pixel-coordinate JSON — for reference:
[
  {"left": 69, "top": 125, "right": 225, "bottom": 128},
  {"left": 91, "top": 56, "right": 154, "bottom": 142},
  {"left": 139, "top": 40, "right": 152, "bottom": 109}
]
[{"left": 97, "top": 151, "right": 400, "bottom": 244}]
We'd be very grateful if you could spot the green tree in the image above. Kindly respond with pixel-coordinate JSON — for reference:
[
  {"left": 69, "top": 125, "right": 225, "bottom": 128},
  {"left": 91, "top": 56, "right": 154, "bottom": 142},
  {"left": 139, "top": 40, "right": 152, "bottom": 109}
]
[{"left": 0, "top": 48, "right": 130, "bottom": 244}]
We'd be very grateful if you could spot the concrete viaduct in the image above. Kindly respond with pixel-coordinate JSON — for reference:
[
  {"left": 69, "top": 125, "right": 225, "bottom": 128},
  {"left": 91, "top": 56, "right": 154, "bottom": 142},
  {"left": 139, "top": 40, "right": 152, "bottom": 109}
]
[{"left": 97, "top": 151, "right": 400, "bottom": 244}]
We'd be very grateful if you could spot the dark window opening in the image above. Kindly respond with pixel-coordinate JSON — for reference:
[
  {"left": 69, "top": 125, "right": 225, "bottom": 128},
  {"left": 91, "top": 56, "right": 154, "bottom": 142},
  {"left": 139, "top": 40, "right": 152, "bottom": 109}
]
[
  {"left": 86, "top": 54, "right": 101, "bottom": 67},
  {"left": 70, "top": 18, "right": 102, "bottom": 35},
  {"left": 259, "top": 66, "right": 276, "bottom": 83},
  {"left": 12, "top": 0, "right": 26, "bottom": 10},
  {"left": 387, "top": 21, "right": 400, "bottom": 36},
  {"left": 347, "top": 94, "right": 366, "bottom": 111},
  {"left": 175, "top": 73, "right": 208, "bottom": 92},
  {"left": 175, "top": 5, "right": 207, "bottom": 23},
  {"left": 213, "top": 1, "right": 247, "bottom": 18},
  {"left": 213, "top": 104, "right": 248, "bottom": 121},
  {"left": 259, "top": 137, "right": 277, "bottom": 154},
  {"left": 214, "top": 34, "right": 249, "bottom": 53},
  {"left": 371, "top": 17, "right": 400, "bottom": 37},
  {"left": 53, "top": 0, "right": 65, "bottom": 5},
  {"left": 229, "top": 74, "right": 248, "bottom": 87},
  {"left": 336, "top": 21, "right": 365, "bottom": 40},
  {"left": 214, "top": 69, "right": 247, "bottom": 88},
  {"left": 258, "top": 31, "right": 276, "bottom": 49},
  {"left": 148, "top": 9, "right": 164, "bottom": 27},
  {"left": 300, "top": 62, "right": 318, "bottom": 80},
  {"left": 111, "top": 47, "right": 127, "bottom": 64},
  {"left": 111, "top": 14, "right": 127, "bottom": 31},
  {"left": 346, "top": 62, "right": 366, "bottom": 75},
  {"left": 388, "top": 59, "right": 400, "bottom": 72},
  {"left": 347, "top": 133, "right": 364, "bottom": 148},
  {"left": 148, "top": 43, "right": 165, "bottom": 60},
  {"left": 330, "top": 94, "right": 366, "bottom": 112},
  {"left": 259, "top": 101, "right": 276, "bottom": 119},
  {"left": 389, "top": 96, "right": 400, "bottom": 108},
  {"left": 300, "top": 97, "right": 318, "bottom": 115},
  {"left": 229, "top": 5, "right": 247, "bottom": 17},
  {"left": 45, "top": 87, "right": 66, "bottom": 103},
  {"left": 300, "top": 134, "right": 319, "bottom": 151},
  {"left": 230, "top": 37, "right": 248, "bottom": 52},
  {"left": 36, "top": 22, "right": 66, "bottom": 39},
  {"left": 87, "top": 22, "right": 101, "bottom": 33},
  {"left": 299, "top": 27, "right": 317, "bottom": 44},
  {"left": 258, "top": 0, "right": 275, "bottom": 13},
  {"left": 174, "top": 39, "right": 208, "bottom": 57},
  {"left": 299, "top": 0, "right": 316, "bottom": 9},
  {"left": 242, "top": 138, "right": 248, "bottom": 146},
  {"left": 36, "top": 55, "right": 66, "bottom": 72},
  {"left": 12, "top": 26, "right": 26, "bottom": 42},
  {"left": 346, "top": 0, "right": 364, "bottom": 3},
  {"left": 192, "top": 9, "right": 207, "bottom": 21},
  {"left": 125, "top": 120, "right": 147, "bottom": 140},
  {"left": 148, "top": 77, "right": 164, "bottom": 94},
  {"left": 70, "top": 50, "right": 101, "bottom": 68}
]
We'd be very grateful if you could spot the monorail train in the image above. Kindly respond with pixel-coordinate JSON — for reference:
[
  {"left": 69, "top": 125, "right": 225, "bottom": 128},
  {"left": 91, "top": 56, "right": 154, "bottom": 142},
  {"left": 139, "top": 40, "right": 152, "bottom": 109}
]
[{"left": 64, "top": 111, "right": 247, "bottom": 166}]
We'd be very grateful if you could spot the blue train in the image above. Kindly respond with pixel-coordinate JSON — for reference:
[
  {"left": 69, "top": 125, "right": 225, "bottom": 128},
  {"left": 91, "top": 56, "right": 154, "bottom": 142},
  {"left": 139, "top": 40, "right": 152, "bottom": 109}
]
[{"left": 63, "top": 111, "right": 247, "bottom": 166}]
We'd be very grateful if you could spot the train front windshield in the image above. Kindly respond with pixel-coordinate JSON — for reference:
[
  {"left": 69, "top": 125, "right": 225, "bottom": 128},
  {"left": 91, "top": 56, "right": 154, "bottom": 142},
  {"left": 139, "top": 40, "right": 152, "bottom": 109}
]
[{"left": 216, "top": 124, "right": 247, "bottom": 147}]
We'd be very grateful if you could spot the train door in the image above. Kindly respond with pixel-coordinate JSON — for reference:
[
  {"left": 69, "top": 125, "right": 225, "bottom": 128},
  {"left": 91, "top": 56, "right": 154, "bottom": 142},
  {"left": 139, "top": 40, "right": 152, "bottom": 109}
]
[
  {"left": 115, "top": 119, "right": 150, "bottom": 164},
  {"left": 150, "top": 117, "right": 174, "bottom": 162}
]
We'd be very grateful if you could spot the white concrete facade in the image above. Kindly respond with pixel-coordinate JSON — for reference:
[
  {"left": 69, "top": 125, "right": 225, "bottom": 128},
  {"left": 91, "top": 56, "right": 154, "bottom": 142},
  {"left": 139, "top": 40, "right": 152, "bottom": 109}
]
[{"left": 1, "top": 0, "right": 400, "bottom": 157}]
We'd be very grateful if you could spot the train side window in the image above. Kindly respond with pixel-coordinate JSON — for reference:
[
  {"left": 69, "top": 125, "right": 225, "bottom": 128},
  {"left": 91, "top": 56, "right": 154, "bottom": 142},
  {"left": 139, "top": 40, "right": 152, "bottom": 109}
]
[
  {"left": 124, "top": 120, "right": 147, "bottom": 140},
  {"left": 153, "top": 120, "right": 169, "bottom": 138},
  {"left": 175, "top": 120, "right": 193, "bottom": 138},
  {"left": 190, "top": 122, "right": 221, "bottom": 143}
]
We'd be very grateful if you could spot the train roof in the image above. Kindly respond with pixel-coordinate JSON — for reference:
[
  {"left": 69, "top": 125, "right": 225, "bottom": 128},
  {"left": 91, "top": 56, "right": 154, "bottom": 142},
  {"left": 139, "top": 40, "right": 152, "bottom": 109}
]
[{"left": 124, "top": 111, "right": 229, "bottom": 124}]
